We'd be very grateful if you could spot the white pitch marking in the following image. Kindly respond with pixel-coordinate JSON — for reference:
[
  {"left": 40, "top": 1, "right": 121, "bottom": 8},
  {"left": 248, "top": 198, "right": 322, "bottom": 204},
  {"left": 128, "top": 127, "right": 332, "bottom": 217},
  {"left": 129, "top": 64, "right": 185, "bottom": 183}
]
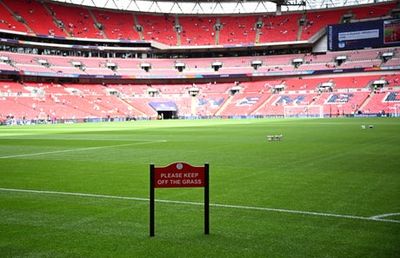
[
  {"left": 0, "top": 140, "right": 167, "bottom": 159},
  {"left": 0, "top": 187, "right": 398, "bottom": 224},
  {"left": 370, "top": 213, "right": 400, "bottom": 220}
]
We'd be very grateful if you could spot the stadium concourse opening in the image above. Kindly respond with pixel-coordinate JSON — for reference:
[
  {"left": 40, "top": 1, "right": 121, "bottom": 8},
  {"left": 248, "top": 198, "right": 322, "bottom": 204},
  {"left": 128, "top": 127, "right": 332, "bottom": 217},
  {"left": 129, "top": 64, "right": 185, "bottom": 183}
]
[
  {"left": 157, "top": 110, "right": 177, "bottom": 119},
  {"left": 149, "top": 101, "right": 179, "bottom": 119}
]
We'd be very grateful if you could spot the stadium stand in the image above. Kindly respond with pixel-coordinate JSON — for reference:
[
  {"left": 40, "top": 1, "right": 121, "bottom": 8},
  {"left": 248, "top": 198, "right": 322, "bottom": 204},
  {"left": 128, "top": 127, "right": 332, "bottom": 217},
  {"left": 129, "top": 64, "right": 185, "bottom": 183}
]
[
  {"left": 259, "top": 13, "right": 301, "bottom": 43},
  {"left": 2, "top": 0, "right": 65, "bottom": 37},
  {"left": 46, "top": 2, "right": 104, "bottom": 38},
  {"left": 0, "top": 1, "right": 396, "bottom": 45},
  {"left": 179, "top": 16, "right": 216, "bottom": 46},
  {"left": 91, "top": 9, "right": 140, "bottom": 40},
  {"left": 301, "top": 8, "right": 346, "bottom": 40},
  {"left": 360, "top": 91, "right": 397, "bottom": 114},
  {"left": 0, "top": 0, "right": 30, "bottom": 32},
  {"left": 136, "top": 14, "right": 177, "bottom": 45},
  {"left": 218, "top": 16, "right": 258, "bottom": 44},
  {"left": 349, "top": 1, "right": 396, "bottom": 20},
  {"left": 2, "top": 71, "right": 399, "bottom": 121},
  {"left": 0, "top": 1, "right": 399, "bottom": 124},
  {"left": 218, "top": 93, "right": 272, "bottom": 117},
  {"left": 3, "top": 47, "right": 397, "bottom": 77},
  {"left": 314, "top": 91, "right": 370, "bottom": 116}
]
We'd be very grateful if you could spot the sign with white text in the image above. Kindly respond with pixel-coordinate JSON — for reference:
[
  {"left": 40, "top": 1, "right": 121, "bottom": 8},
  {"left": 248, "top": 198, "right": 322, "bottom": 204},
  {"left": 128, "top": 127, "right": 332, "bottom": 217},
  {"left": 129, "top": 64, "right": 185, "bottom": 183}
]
[{"left": 154, "top": 162, "right": 205, "bottom": 188}]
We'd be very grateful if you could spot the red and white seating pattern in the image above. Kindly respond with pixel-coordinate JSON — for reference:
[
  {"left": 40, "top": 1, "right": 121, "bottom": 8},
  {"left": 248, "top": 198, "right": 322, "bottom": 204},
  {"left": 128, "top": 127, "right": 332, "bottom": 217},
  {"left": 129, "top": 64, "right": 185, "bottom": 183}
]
[
  {"left": 1, "top": 73, "right": 399, "bottom": 121},
  {"left": 0, "top": 1, "right": 395, "bottom": 45},
  {"left": 1, "top": 47, "right": 398, "bottom": 77}
]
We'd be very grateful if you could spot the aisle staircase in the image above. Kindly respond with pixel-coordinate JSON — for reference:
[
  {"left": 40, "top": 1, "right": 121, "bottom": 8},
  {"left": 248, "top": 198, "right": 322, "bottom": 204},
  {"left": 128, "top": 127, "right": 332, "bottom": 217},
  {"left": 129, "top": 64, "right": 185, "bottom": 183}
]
[{"left": 215, "top": 94, "right": 234, "bottom": 116}]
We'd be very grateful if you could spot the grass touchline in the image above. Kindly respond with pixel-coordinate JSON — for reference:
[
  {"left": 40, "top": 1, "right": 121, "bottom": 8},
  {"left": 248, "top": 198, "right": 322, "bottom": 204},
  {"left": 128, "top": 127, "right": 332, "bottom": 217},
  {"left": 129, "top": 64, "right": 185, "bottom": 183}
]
[{"left": 0, "top": 187, "right": 398, "bottom": 224}]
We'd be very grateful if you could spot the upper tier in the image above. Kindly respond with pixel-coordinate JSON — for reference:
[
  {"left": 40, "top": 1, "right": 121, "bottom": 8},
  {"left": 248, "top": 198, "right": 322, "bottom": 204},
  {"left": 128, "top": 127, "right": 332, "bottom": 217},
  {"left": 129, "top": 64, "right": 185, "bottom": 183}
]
[{"left": 0, "top": 0, "right": 396, "bottom": 46}]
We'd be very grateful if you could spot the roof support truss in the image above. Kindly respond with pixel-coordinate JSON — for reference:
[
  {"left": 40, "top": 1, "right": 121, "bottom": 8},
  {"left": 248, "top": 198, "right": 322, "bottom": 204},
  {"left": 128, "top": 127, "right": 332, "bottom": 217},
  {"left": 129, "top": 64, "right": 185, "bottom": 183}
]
[{"left": 48, "top": 0, "right": 392, "bottom": 14}]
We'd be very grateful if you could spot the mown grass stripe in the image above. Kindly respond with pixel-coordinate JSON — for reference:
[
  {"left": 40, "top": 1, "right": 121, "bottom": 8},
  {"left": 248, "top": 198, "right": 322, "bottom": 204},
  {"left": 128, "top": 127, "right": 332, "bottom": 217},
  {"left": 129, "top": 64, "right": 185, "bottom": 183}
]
[{"left": 0, "top": 140, "right": 167, "bottom": 159}]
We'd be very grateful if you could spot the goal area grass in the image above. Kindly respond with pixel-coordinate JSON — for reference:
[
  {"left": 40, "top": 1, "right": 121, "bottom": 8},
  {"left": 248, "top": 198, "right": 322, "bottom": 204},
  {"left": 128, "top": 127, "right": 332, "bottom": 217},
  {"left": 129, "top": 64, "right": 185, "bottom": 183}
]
[{"left": 0, "top": 118, "right": 399, "bottom": 257}]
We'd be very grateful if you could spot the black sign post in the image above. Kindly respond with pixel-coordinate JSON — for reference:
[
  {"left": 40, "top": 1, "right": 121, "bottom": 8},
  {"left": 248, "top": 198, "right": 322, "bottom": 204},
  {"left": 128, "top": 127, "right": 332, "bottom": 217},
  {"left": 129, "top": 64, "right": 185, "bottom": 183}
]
[
  {"left": 204, "top": 163, "right": 209, "bottom": 235},
  {"left": 150, "top": 164, "right": 155, "bottom": 237}
]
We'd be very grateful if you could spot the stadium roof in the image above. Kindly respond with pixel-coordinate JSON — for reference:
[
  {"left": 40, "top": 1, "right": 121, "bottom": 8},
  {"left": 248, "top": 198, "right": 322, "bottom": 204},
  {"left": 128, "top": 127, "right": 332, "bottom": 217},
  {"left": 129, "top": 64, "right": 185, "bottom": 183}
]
[{"left": 48, "top": 0, "right": 393, "bottom": 14}]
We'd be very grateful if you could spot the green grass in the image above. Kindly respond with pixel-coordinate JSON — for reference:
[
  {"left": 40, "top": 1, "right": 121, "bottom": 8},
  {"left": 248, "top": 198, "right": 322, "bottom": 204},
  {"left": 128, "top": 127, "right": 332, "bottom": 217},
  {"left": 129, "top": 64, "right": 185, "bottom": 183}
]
[{"left": 0, "top": 118, "right": 399, "bottom": 257}]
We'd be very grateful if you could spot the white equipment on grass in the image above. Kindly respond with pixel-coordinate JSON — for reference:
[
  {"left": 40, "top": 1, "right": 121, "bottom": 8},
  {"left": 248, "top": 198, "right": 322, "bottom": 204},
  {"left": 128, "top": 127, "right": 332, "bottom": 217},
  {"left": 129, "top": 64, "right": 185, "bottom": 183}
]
[{"left": 267, "top": 134, "right": 283, "bottom": 141}]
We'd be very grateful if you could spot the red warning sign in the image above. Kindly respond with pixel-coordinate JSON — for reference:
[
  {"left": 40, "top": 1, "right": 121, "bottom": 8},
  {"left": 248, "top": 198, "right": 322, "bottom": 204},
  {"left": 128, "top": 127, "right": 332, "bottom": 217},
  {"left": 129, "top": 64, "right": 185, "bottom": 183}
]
[{"left": 153, "top": 162, "right": 205, "bottom": 188}]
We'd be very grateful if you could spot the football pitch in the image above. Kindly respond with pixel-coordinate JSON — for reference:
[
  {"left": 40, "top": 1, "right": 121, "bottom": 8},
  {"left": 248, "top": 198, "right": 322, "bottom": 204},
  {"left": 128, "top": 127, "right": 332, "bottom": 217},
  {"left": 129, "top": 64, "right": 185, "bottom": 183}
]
[{"left": 0, "top": 118, "right": 399, "bottom": 257}]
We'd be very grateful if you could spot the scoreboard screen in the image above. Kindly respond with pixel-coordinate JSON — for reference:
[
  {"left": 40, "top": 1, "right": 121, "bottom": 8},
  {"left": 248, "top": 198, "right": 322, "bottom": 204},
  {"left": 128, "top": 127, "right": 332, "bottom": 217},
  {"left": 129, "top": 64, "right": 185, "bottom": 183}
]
[{"left": 327, "top": 19, "right": 400, "bottom": 51}]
